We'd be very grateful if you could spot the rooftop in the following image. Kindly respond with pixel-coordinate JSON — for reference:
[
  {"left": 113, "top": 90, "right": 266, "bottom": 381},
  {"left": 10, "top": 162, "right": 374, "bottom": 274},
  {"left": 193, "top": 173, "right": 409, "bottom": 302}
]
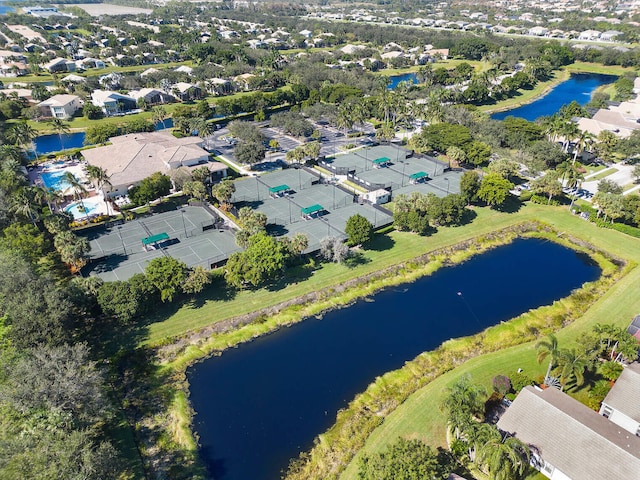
[
  {"left": 497, "top": 386, "right": 640, "bottom": 480},
  {"left": 602, "top": 363, "right": 640, "bottom": 422}
]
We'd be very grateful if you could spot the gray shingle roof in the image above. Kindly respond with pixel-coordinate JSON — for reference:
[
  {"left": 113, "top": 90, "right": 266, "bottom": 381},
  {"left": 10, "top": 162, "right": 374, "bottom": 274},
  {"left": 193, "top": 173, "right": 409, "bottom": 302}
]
[
  {"left": 497, "top": 386, "right": 640, "bottom": 480},
  {"left": 603, "top": 363, "right": 640, "bottom": 423}
]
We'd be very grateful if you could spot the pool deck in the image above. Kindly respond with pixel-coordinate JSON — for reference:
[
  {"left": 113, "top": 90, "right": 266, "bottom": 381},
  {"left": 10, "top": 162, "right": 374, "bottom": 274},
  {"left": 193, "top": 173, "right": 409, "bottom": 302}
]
[{"left": 28, "top": 159, "right": 107, "bottom": 219}]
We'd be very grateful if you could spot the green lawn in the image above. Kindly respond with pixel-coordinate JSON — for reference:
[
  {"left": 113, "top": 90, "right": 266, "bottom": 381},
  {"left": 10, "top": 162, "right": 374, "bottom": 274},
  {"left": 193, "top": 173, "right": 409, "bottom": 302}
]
[
  {"left": 588, "top": 167, "right": 618, "bottom": 181},
  {"left": 338, "top": 205, "right": 640, "bottom": 480},
  {"left": 567, "top": 61, "right": 636, "bottom": 76},
  {"left": 583, "top": 163, "right": 607, "bottom": 176},
  {"left": 144, "top": 206, "right": 530, "bottom": 345}
]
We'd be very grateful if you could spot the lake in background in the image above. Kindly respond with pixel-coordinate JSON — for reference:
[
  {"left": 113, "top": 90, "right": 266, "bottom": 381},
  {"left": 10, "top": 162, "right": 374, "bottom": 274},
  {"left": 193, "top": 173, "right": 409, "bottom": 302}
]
[
  {"left": 388, "top": 72, "right": 419, "bottom": 89},
  {"left": 0, "top": 1, "right": 13, "bottom": 14},
  {"left": 187, "top": 238, "right": 600, "bottom": 480},
  {"left": 33, "top": 118, "right": 174, "bottom": 155},
  {"left": 491, "top": 73, "right": 617, "bottom": 121}
]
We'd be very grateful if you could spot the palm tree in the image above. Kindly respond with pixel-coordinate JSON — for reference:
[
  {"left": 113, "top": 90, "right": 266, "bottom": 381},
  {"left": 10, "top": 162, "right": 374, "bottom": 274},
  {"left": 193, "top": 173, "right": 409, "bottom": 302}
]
[
  {"left": 64, "top": 171, "right": 87, "bottom": 213},
  {"left": 85, "top": 165, "right": 111, "bottom": 215},
  {"left": 477, "top": 431, "right": 531, "bottom": 480},
  {"left": 573, "top": 130, "right": 595, "bottom": 164},
  {"left": 465, "top": 422, "right": 499, "bottom": 462},
  {"left": 11, "top": 186, "right": 44, "bottom": 226},
  {"left": 6, "top": 121, "right": 38, "bottom": 160},
  {"left": 556, "top": 348, "right": 588, "bottom": 390},
  {"left": 151, "top": 105, "right": 168, "bottom": 130},
  {"left": 0, "top": 144, "right": 24, "bottom": 165},
  {"left": 536, "top": 334, "right": 561, "bottom": 385},
  {"left": 440, "top": 375, "right": 487, "bottom": 439},
  {"left": 49, "top": 117, "right": 71, "bottom": 152}
]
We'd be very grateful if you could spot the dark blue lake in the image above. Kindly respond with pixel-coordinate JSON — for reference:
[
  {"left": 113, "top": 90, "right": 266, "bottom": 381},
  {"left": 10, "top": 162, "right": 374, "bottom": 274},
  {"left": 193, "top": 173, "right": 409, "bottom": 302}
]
[
  {"left": 187, "top": 238, "right": 600, "bottom": 480},
  {"left": 33, "top": 118, "right": 174, "bottom": 155},
  {"left": 491, "top": 73, "right": 617, "bottom": 121},
  {"left": 388, "top": 72, "right": 418, "bottom": 90}
]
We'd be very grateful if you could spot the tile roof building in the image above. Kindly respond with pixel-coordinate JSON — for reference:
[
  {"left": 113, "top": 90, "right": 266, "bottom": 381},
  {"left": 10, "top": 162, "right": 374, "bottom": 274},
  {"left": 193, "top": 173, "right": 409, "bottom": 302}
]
[{"left": 81, "top": 131, "right": 211, "bottom": 197}]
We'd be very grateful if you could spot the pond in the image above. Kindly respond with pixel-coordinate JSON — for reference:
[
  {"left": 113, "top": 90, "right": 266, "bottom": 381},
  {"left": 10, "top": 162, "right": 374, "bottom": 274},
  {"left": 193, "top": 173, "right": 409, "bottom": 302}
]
[
  {"left": 187, "top": 238, "right": 601, "bottom": 480},
  {"left": 491, "top": 73, "right": 617, "bottom": 121},
  {"left": 33, "top": 118, "right": 175, "bottom": 155},
  {"left": 388, "top": 72, "right": 419, "bottom": 90}
]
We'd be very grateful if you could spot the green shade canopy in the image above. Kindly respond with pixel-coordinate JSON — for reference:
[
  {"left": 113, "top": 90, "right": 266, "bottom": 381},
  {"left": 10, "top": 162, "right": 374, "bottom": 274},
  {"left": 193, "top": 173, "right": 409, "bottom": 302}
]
[
  {"left": 409, "top": 171, "right": 428, "bottom": 180},
  {"left": 142, "top": 232, "right": 169, "bottom": 246},
  {"left": 373, "top": 157, "right": 391, "bottom": 165},
  {"left": 301, "top": 204, "right": 324, "bottom": 215},
  {"left": 269, "top": 184, "right": 290, "bottom": 194}
]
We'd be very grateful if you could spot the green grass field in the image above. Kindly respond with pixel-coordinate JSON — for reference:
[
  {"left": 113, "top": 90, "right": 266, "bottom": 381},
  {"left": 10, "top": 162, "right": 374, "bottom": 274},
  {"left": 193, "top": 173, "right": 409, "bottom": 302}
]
[
  {"left": 338, "top": 205, "right": 640, "bottom": 480},
  {"left": 588, "top": 167, "right": 618, "bottom": 181},
  {"left": 144, "top": 205, "right": 532, "bottom": 345}
]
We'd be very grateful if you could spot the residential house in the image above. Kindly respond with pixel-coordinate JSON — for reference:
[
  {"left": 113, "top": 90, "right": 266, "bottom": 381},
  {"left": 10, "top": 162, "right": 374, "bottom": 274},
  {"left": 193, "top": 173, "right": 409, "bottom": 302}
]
[
  {"left": 37, "top": 94, "right": 83, "bottom": 119},
  {"left": 600, "top": 30, "right": 624, "bottom": 41},
  {"left": 599, "top": 363, "right": 640, "bottom": 435},
  {"left": 171, "top": 82, "right": 202, "bottom": 101},
  {"left": 44, "top": 57, "right": 76, "bottom": 73},
  {"left": 529, "top": 26, "right": 549, "bottom": 36},
  {"left": 174, "top": 65, "right": 193, "bottom": 76},
  {"left": 233, "top": 73, "right": 255, "bottom": 91},
  {"left": 91, "top": 90, "right": 137, "bottom": 116},
  {"left": 128, "top": 88, "right": 174, "bottom": 106},
  {"left": 497, "top": 386, "right": 640, "bottom": 479},
  {"left": 76, "top": 57, "right": 106, "bottom": 70},
  {"left": 579, "top": 30, "right": 602, "bottom": 40},
  {"left": 81, "top": 131, "right": 212, "bottom": 197},
  {"left": 205, "top": 78, "right": 232, "bottom": 95}
]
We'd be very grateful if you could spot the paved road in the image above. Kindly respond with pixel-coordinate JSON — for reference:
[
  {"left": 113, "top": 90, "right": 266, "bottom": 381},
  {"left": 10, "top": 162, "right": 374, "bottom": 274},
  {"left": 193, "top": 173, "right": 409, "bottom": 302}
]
[{"left": 582, "top": 162, "right": 638, "bottom": 196}]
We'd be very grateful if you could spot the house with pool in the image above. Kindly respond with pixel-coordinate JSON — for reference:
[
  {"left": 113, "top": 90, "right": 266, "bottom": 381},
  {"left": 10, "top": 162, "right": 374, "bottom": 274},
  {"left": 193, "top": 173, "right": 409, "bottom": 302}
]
[{"left": 81, "top": 131, "right": 226, "bottom": 198}]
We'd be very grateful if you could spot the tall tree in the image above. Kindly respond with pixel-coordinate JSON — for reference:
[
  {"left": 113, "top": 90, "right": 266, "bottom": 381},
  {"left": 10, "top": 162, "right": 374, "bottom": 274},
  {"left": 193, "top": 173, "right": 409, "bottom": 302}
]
[
  {"left": 536, "top": 334, "right": 560, "bottom": 385},
  {"left": 49, "top": 118, "right": 71, "bottom": 152},
  {"left": 440, "top": 375, "right": 487, "bottom": 439},
  {"left": 64, "top": 171, "right": 87, "bottom": 213},
  {"left": 556, "top": 348, "right": 589, "bottom": 390},
  {"left": 85, "top": 165, "right": 112, "bottom": 215},
  {"left": 477, "top": 431, "right": 531, "bottom": 480}
]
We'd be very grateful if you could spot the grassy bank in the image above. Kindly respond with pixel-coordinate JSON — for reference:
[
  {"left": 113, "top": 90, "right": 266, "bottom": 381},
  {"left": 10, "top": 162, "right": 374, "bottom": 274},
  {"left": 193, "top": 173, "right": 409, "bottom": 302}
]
[
  {"left": 337, "top": 208, "right": 640, "bottom": 480},
  {"left": 130, "top": 202, "right": 637, "bottom": 479},
  {"left": 567, "top": 61, "right": 635, "bottom": 76},
  {"left": 478, "top": 69, "right": 568, "bottom": 114}
]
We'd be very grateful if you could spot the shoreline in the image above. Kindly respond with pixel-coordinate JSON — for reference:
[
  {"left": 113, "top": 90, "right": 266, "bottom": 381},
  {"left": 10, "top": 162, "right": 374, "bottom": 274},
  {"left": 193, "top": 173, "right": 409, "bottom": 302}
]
[
  {"left": 130, "top": 218, "right": 624, "bottom": 479},
  {"left": 480, "top": 69, "right": 570, "bottom": 115}
]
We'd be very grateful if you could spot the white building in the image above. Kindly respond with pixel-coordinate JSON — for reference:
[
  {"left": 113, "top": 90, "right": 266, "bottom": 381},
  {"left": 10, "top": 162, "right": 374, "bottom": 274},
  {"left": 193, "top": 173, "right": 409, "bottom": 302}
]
[
  {"left": 91, "top": 90, "right": 137, "bottom": 116},
  {"left": 498, "top": 386, "right": 640, "bottom": 480},
  {"left": 599, "top": 363, "right": 640, "bottom": 436},
  {"left": 37, "top": 94, "right": 83, "bottom": 119}
]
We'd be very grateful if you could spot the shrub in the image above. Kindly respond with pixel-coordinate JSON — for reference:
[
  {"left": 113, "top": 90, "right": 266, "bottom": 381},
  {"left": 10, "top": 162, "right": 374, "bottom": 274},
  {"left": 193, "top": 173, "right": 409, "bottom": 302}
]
[
  {"left": 492, "top": 375, "right": 511, "bottom": 395},
  {"left": 509, "top": 371, "right": 534, "bottom": 392},
  {"left": 519, "top": 190, "right": 533, "bottom": 201},
  {"left": 530, "top": 194, "right": 560, "bottom": 206}
]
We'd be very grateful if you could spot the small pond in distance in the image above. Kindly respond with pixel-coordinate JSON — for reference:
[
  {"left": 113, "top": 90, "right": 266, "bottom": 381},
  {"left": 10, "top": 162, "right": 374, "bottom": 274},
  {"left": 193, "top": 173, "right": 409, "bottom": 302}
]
[
  {"left": 187, "top": 238, "right": 600, "bottom": 480},
  {"left": 388, "top": 72, "right": 419, "bottom": 89}
]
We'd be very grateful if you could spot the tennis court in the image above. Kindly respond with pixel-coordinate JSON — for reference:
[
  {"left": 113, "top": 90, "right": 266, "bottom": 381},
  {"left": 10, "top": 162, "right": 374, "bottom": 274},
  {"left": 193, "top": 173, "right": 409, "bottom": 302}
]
[{"left": 82, "top": 206, "right": 241, "bottom": 281}]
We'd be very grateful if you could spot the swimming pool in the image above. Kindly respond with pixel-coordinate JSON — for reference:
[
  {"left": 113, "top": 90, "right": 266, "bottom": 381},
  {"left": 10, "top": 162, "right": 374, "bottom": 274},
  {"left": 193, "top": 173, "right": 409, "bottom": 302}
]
[
  {"left": 41, "top": 170, "right": 76, "bottom": 192},
  {"left": 64, "top": 197, "right": 103, "bottom": 219}
]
